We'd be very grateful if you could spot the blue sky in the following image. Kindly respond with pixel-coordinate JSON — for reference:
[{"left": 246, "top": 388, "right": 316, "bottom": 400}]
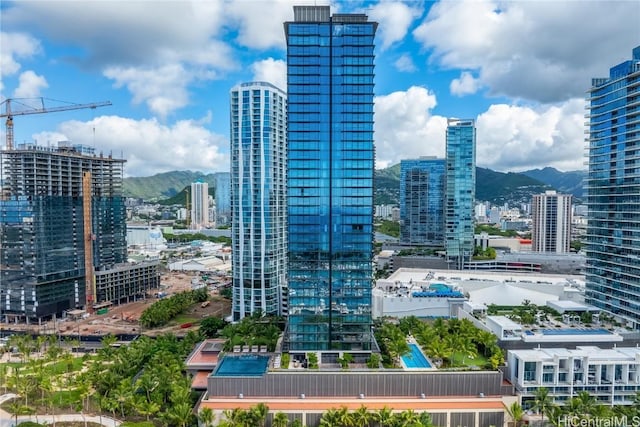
[{"left": 1, "top": 0, "right": 639, "bottom": 177}]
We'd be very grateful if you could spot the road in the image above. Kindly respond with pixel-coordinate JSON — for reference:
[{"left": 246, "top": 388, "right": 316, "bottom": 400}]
[{"left": 0, "top": 394, "right": 122, "bottom": 427}]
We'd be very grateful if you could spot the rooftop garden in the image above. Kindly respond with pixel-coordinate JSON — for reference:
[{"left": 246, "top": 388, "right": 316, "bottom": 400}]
[{"left": 374, "top": 316, "right": 503, "bottom": 370}]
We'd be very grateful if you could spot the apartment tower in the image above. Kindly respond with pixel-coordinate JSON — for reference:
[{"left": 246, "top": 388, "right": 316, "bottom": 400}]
[
  {"left": 445, "top": 119, "right": 476, "bottom": 270},
  {"left": 190, "top": 179, "right": 209, "bottom": 229},
  {"left": 214, "top": 172, "right": 231, "bottom": 225},
  {"left": 531, "top": 190, "right": 572, "bottom": 253},
  {"left": 585, "top": 46, "right": 640, "bottom": 329},
  {"left": 400, "top": 157, "right": 446, "bottom": 246},
  {"left": 285, "top": 5, "right": 377, "bottom": 352},
  {"left": 0, "top": 142, "right": 127, "bottom": 320},
  {"left": 230, "top": 82, "right": 288, "bottom": 320}
]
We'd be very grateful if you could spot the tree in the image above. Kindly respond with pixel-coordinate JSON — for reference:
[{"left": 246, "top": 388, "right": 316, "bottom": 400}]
[
  {"left": 134, "top": 396, "right": 160, "bottom": 421},
  {"left": 374, "top": 406, "right": 394, "bottom": 427},
  {"left": 272, "top": 412, "right": 290, "bottom": 427},
  {"left": 320, "top": 408, "right": 342, "bottom": 427},
  {"left": 249, "top": 403, "right": 269, "bottom": 427},
  {"left": 198, "top": 407, "right": 216, "bottom": 427},
  {"left": 199, "top": 316, "right": 228, "bottom": 338},
  {"left": 532, "top": 387, "right": 553, "bottom": 425},
  {"left": 352, "top": 405, "right": 371, "bottom": 427},
  {"left": 165, "top": 401, "right": 195, "bottom": 427},
  {"left": 505, "top": 402, "right": 524, "bottom": 427},
  {"left": 113, "top": 379, "right": 133, "bottom": 417}
]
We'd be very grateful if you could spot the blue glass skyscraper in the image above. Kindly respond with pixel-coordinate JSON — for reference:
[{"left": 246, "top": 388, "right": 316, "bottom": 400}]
[
  {"left": 285, "top": 5, "right": 377, "bottom": 352},
  {"left": 585, "top": 46, "right": 640, "bottom": 330},
  {"left": 445, "top": 119, "right": 476, "bottom": 270},
  {"left": 214, "top": 172, "right": 231, "bottom": 225},
  {"left": 400, "top": 157, "right": 446, "bottom": 245},
  {"left": 230, "top": 82, "right": 288, "bottom": 321}
]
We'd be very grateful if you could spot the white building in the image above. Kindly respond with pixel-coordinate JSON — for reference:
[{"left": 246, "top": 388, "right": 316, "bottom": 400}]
[
  {"left": 507, "top": 346, "right": 640, "bottom": 408},
  {"left": 191, "top": 180, "right": 210, "bottom": 229},
  {"left": 532, "top": 191, "right": 572, "bottom": 253}
]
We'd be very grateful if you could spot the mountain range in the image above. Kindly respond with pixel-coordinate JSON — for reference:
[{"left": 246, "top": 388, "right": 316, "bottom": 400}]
[{"left": 123, "top": 166, "right": 586, "bottom": 206}]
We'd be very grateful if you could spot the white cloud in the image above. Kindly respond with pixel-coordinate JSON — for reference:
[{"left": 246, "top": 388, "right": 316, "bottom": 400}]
[
  {"left": 0, "top": 32, "right": 41, "bottom": 93},
  {"left": 369, "top": 2, "right": 423, "bottom": 50},
  {"left": 413, "top": 0, "right": 640, "bottom": 103},
  {"left": 251, "top": 58, "right": 287, "bottom": 93},
  {"left": 450, "top": 71, "right": 480, "bottom": 96},
  {"left": 476, "top": 98, "right": 585, "bottom": 172},
  {"left": 13, "top": 70, "right": 48, "bottom": 98},
  {"left": 32, "top": 115, "right": 229, "bottom": 177},
  {"left": 394, "top": 53, "right": 417, "bottom": 72},
  {"left": 2, "top": 1, "right": 237, "bottom": 115},
  {"left": 104, "top": 65, "right": 191, "bottom": 118},
  {"left": 374, "top": 86, "right": 448, "bottom": 168}
]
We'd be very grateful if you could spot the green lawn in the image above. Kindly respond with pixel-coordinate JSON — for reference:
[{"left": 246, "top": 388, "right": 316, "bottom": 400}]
[
  {"left": 172, "top": 313, "right": 200, "bottom": 325},
  {"left": 450, "top": 352, "right": 488, "bottom": 368}
]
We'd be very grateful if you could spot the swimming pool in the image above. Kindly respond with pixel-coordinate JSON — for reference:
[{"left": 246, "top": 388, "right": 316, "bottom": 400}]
[
  {"left": 214, "top": 355, "right": 270, "bottom": 377},
  {"left": 401, "top": 343, "right": 432, "bottom": 369},
  {"left": 540, "top": 328, "right": 612, "bottom": 336}
]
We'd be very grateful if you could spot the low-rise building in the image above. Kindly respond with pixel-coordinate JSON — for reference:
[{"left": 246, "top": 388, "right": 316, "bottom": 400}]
[{"left": 507, "top": 346, "right": 640, "bottom": 408}]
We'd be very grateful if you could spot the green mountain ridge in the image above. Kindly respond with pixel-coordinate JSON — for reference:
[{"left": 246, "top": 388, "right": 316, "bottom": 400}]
[
  {"left": 123, "top": 165, "right": 575, "bottom": 206},
  {"left": 124, "top": 171, "right": 217, "bottom": 200}
]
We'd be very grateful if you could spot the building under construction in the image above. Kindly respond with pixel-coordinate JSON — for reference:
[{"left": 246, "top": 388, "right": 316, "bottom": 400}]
[{"left": 0, "top": 141, "right": 159, "bottom": 322}]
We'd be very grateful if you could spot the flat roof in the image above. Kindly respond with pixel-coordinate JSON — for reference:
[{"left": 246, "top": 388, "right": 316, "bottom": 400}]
[
  {"left": 547, "top": 300, "right": 598, "bottom": 313},
  {"left": 487, "top": 316, "right": 523, "bottom": 330},
  {"left": 509, "top": 346, "right": 640, "bottom": 361}
]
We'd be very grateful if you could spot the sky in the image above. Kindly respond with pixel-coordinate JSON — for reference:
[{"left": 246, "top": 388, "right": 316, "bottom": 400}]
[{"left": 1, "top": 0, "right": 639, "bottom": 177}]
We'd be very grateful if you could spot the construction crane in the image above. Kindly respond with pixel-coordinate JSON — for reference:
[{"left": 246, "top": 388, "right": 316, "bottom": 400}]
[{"left": 0, "top": 97, "right": 112, "bottom": 150}]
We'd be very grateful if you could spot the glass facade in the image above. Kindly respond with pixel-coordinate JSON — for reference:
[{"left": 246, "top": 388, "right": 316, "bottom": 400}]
[
  {"left": 585, "top": 46, "right": 640, "bottom": 330},
  {"left": 230, "top": 82, "right": 288, "bottom": 320},
  {"left": 0, "top": 143, "right": 126, "bottom": 320},
  {"left": 285, "top": 6, "right": 377, "bottom": 351},
  {"left": 445, "top": 119, "right": 476, "bottom": 270},
  {"left": 400, "top": 157, "right": 445, "bottom": 245},
  {"left": 215, "top": 172, "right": 231, "bottom": 225}
]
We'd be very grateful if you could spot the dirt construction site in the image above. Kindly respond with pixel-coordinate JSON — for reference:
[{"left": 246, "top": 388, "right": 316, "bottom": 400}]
[{"left": 3, "top": 271, "right": 232, "bottom": 337}]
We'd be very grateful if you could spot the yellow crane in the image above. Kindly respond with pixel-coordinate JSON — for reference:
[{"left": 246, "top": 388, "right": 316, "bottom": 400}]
[{"left": 0, "top": 97, "right": 112, "bottom": 150}]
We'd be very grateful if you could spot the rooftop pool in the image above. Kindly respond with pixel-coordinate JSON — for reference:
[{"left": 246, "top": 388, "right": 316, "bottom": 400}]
[
  {"left": 214, "top": 355, "right": 270, "bottom": 377},
  {"left": 539, "top": 328, "right": 612, "bottom": 336},
  {"left": 401, "top": 343, "right": 432, "bottom": 369}
]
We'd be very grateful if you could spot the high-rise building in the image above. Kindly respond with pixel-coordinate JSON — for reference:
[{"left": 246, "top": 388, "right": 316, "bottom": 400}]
[
  {"left": 285, "top": 5, "right": 377, "bottom": 352},
  {"left": 445, "top": 119, "right": 476, "bottom": 270},
  {"left": 0, "top": 142, "right": 158, "bottom": 321},
  {"left": 230, "top": 81, "right": 288, "bottom": 320},
  {"left": 585, "top": 46, "right": 640, "bottom": 330},
  {"left": 190, "top": 179, "right": 209, "bottom": 229},
  {"left": 214, "top": 172, "right": 231, "bottom": 225},
  {"left": 531, "top": 190, "right": 572, "bottom": 253},
  {"left": 399, "top": 157, "right": 445, "bottom": 245}
]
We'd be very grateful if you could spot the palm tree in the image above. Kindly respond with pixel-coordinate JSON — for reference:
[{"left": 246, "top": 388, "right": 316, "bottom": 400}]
[
  {"left": 113, "top": 379, "right": 132, "bottom": 417},
  {"left": 374, "top": 406, "right": 394, "bottom": 427},
  {"left": 134, "top": 396, "right": 160, "bottom": 421},
  {"left": 352, "top": 405, "right": 371, "bottom": 427},
  {"left": 532, "top": 387, "right": 553, "bottom": 425},
  {"left": 198, "top": 407, "right": 216, "bottom": 427},
  {"left": 505, "top": 401, "right": 524, "bottom": 427},
  {"left": 320, "top": 408, "right": 342, "bottom": 427},
  {"left": 545, "top": 404, "right": 564, "bottom": 427},
  {"left": 165, "top": 401, "right": 194, "bottom": 427},
  {"left": 574, "top": 391, "right": 596, "bottom": 414},
  {"left": 337, "top": 406, "right": 353, "bottom": 427},
  {"left": 250, "top": 402, "right": 269, "bottom": 427},
  {"left": 272, "top": 412, "right": 290, "bottom": 427},
  {"left": 394, "top": 409, "right": 420, "bottom": 427}
]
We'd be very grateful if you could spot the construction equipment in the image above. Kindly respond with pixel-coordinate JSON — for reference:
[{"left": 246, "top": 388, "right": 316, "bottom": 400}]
[{"left": 0, "top": 97, "right": 112, "bottom": 150}]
